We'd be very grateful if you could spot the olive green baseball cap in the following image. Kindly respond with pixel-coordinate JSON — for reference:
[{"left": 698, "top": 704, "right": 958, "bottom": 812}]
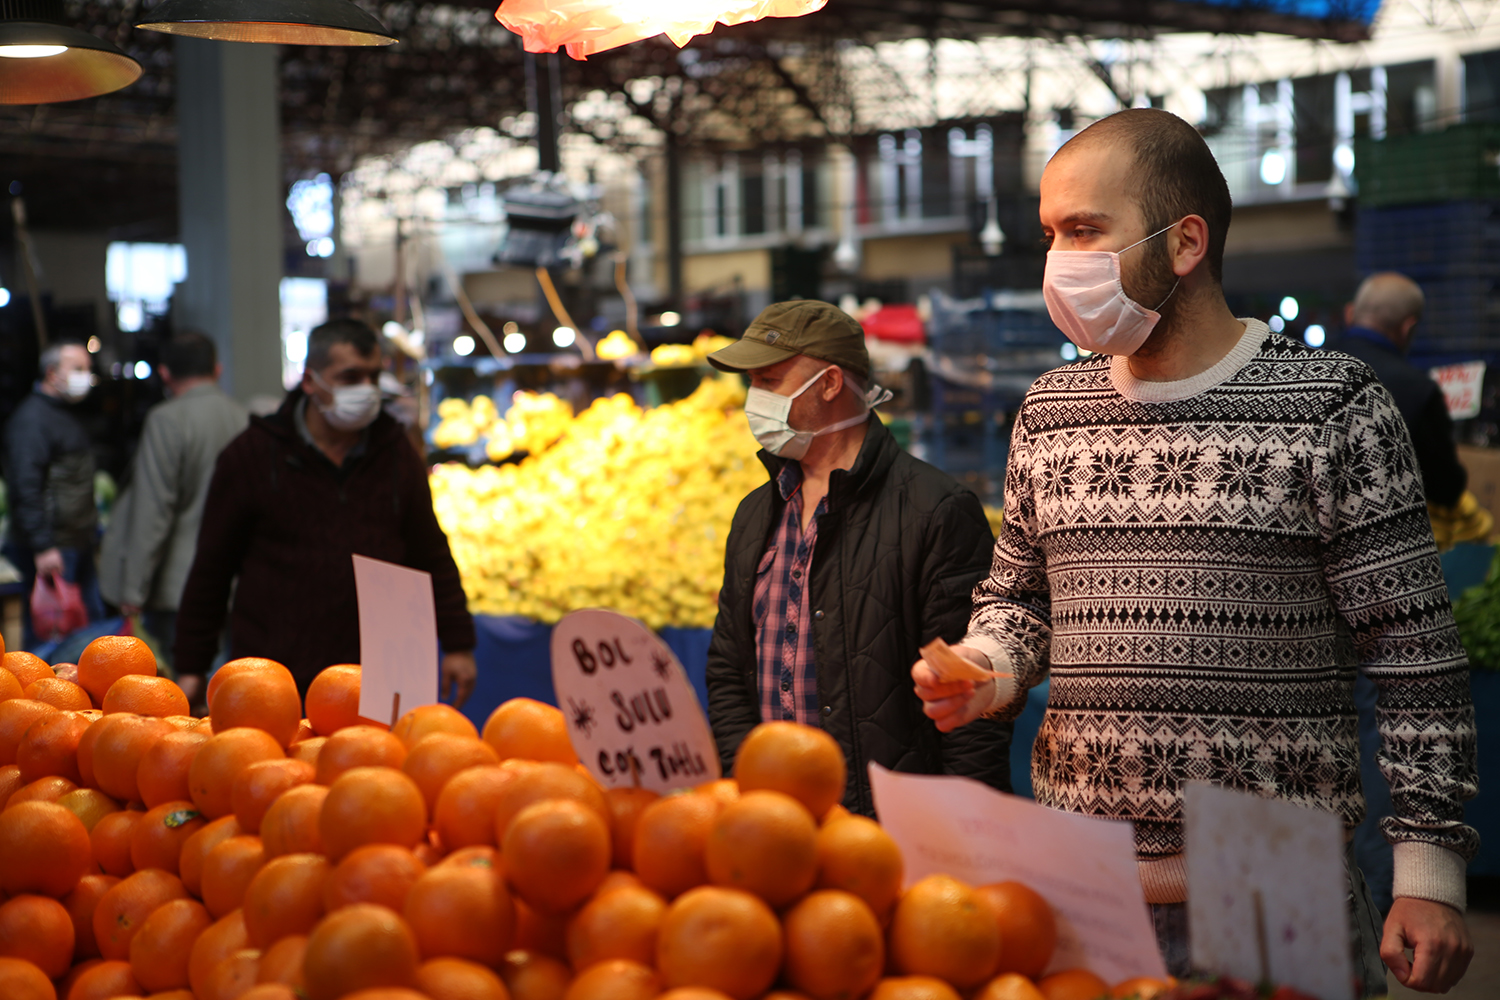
[{"left": 707, "top": 300, "right": 870, "bottom": 381}]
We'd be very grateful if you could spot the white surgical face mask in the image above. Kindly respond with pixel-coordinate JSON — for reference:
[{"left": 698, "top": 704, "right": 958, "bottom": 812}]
[
  {"left": 1042, "top": 220, "right": 1182, "bottom": 357},
  {"left": 62, "top": 370, "right": 92, "bottom": 402},
  {"left": 745, "top": 366, "right": 892, "bottom": 461},
  {"left": 310, "top": 369, "right": 382, "bottom": 431}
]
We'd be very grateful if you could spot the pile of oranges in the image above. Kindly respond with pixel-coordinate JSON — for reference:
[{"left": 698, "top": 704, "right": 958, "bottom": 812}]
[{"left": 0, "top": 635, "right": 1169, "bottom": 1000}]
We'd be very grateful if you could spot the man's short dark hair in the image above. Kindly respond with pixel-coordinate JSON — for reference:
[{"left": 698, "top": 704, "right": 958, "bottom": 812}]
[
  {"left": 1061, "top": 109, "right": 1233, "bottom": 282},
  {"left": 306, "top": 318, "right": 379, "bottom": 372},
  {"left": 161, "top": 331, "right": 218, "bottom": 379}
]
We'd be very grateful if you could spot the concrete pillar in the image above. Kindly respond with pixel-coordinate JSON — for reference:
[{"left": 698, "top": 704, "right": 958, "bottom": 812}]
[{"left": 174, "top": 37, "right": 284, "bottom": 403}]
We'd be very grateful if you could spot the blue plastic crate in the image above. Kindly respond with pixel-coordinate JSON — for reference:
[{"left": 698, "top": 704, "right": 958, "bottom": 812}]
[{"left": 1356, "top": 201, "right": 1500, "bottom": 278}]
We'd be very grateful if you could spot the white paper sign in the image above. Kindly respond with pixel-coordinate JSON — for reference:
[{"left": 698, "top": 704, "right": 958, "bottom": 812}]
[
  {"left": 551, "top": 608, "right": 721, "bottom": 793},
  {"left": 1430, "top": 361, "right": 1486, "bottom": 420},
  {"left": 353, "top": 555, "right": 439, "bottom": 725},
  {"left": 1184, "top": 783, "right": 1352, "bottom": 1000},
  {"left": 868, "top": 764, "right": 1166, "bottom": 984}
]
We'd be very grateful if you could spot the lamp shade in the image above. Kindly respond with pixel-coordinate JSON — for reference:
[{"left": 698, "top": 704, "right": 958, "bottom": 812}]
[
  {"left": 496, "top": 0, "right": 827, "bottom": 59},
  {"left": 136, "top": 0, "right": 396, "bottom": 45},
  {"left": 0, "top": 0, "right": 142, "bottom": 104}
]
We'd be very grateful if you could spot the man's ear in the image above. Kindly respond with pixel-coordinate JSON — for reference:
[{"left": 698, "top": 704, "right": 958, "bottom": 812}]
[
  {"left": 1171, "top": 215, "right": 1211, "bottom": 278},
  {"left": 1400, "top": 315, "right": 1420, "bottom": 346},
  {"left": 822, "top": 366, "right": 845, "bottom": 402}
]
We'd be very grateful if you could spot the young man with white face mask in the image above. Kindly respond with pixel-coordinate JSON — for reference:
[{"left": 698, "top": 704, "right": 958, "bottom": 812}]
[
  {"left": 174, "top": 319, "right": 477, "bottom": 706},
  {"left": 911, "top": 109, "right": 1477, "bottom": 994},
  {"left": 705, "top": 300, "right": 1013, "bottom": 814}
]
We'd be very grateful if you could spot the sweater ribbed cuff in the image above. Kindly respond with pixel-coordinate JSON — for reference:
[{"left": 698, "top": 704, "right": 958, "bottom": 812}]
[
  {"left": 1393, "top": 841, "right": 1467, "bottom": 912},
  {"left": 1138, "top": 855, "right": 1188, "bottom": 904},
  {"left": 959, "top": 633, "right": 1021, "bottom": 716}
]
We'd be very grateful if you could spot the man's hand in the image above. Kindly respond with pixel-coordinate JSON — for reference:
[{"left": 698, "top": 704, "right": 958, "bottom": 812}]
[
  {"left": 911, "top": 643, "right": 996, "bottom": 732},
  {"left": 1382, "top": 897, "right": 1472, "bottom": 993},
  {"left": 440, "top": 651, "right": 477, "bottom": 709},
  {"left": 34, "top": 547, "right": 64, "bottom": 579}
]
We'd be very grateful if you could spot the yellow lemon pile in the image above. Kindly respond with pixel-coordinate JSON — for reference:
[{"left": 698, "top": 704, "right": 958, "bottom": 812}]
[
  {"left": 432, "top": 391, "right": 575, "bottom": 461},
  {"left": 430, "top": 375, "right": 768, "bottom": 628}
]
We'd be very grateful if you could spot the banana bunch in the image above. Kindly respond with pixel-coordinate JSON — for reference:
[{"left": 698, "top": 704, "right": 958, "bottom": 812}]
[{"left": 430, "top": 374, "right": 767, "bottom": 629}]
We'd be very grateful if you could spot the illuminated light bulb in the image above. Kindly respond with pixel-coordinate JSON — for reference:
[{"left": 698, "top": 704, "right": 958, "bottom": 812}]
[
  {"left": 553, "top": 327, "right": 576, "bottom": 347},
  {"left": 1259, "top": 150, "right": 1287, "bottom": 186},
  {"left": 134, "top": 360, "right": 152, "bottom": 379},
  {"left": 1303, "top": 324, "right": 1326, "bottom": 348},
  {"left": 659, "top": 311, "right": 681, "bottom": 327},
  {"left": 0, "top": 44, "right": 68, "bottom": 58},
  {"left": 453, "top": 335, "right": 476, "bottom": 356},
  {"left": 503, "top": 332, "right": 527, "bottom": 354},
  {"left": 1279, "top": 296, "right": 1299, "bottom": 321}
]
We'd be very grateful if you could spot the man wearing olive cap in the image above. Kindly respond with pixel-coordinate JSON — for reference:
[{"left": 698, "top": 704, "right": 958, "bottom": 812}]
[{"left": 704, "top": 300, "right": 1013, "bottom": 813}]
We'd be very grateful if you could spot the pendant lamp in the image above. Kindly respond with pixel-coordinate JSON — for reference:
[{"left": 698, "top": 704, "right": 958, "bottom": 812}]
[
  {"left": 0, "top": 0, "right": 142, "bottom": 104},
  {"left": 136, "top": 0, "right": 396, "bottom": 45},
  {"left": 496, "top": 0, "right": 827, "bottom": 60}
]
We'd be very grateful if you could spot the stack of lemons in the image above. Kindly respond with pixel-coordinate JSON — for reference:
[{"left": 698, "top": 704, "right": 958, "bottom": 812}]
[
  {"left": 431, "top": 392, "right": 576, "bottom": 462},
  {"left": 430, "top": 375, "right": 767, "bottom": 628}
]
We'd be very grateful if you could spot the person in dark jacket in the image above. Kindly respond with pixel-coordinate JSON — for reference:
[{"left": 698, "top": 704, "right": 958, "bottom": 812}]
[
  {"left": 173, "top": 319, "right": 477, "bottom": 704},
  {"left": 2, "top": 341, "right": 104, "bottom": 648},
  {"left": 704, "top": 300, "right": 1010, "bottom": 816}
]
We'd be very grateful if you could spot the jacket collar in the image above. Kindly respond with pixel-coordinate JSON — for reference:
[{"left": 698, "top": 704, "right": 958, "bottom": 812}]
[{"left": 757, "top": 415, "right": 901, "bottom": 513}]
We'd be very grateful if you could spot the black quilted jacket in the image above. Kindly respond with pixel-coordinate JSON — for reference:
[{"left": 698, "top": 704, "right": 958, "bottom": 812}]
[{"left": 706, "top": 416, "right": 1014, "bottom": 816}]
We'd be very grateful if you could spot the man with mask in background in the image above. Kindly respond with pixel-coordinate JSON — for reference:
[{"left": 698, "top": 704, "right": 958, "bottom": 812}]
[
  {"left": 705, "top": 300, "right": 1012, "bottom": 815},
  {"left": 174, "top": 318, "right": 477, "bottom": 706},
  {"left": 3, "top": 341, "right": 104, "bottom": 648},
  {"left": 911, "top": 109, "right": 1477, "bottom": 995}
]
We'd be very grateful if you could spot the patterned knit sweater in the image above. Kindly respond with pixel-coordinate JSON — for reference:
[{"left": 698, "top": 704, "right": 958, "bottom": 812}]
[{"left": 964, "top": 320, "right": 1479, "bottom": 909}]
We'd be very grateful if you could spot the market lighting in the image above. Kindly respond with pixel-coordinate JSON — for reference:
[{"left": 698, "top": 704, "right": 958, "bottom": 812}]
[
  {"left": 1304, "top": 325, "right": 1326, "bottom": 348},
  {"left": 1259, "top": 150, "right": 1287, "bottom": 186},
  {"left": 87, "top": 336, "right": 100, "bottom": 353},
  {"left": 136, "top": 0, "right": 397, "bottom": 46},
  {"left": 495, "top": 0, "right": 827, "bottom": 60},
  {"left": 1060, "top": 343, "right": 1078, "bottom": 361},
  {"left": 553, "top": 326, "right": 576, "bottom": 348},
  {"left": 134, "top": 360, "right": 152, "bottom": 379},
  {"left": 1279, "top": 296, "right": 1299, "bottom": 321},
  {"left": 1333, "top": 144, "right": 1355, "bottom": 174},
  {"left": 0, "top": 287, "right": 10, "bottom": 307},
  {"left": 307, "top": 237, "right": 335, "bottom": 258},
  {"left": 1269, "top": 315, "right": 1285, "bottom": 333},
  {"left": 0, "top": 0, "right": 142, "bottom": 104},
  {"left": 454, "top": 335, "right": 476, "bottom": 357},
  {"left": 659, "top": 311, "right": 681, "bottom": 327},
  {"left": 0, "top": 44, "right": 64, "bottom": 57},
  {"left": 503, "top": 331, "right": 527, "bottom": 354}
]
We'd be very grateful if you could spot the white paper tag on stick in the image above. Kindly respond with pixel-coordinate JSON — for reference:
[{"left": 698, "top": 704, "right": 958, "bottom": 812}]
[
  {"left": 551, "top": 608, "right": 721, "bottom": 793},
  {"left": 353, "top": 554, "right": 439, "bottom": 725},
  {"left": 868, "top": 764, "right": 1166, "bottom": 984},
  {"left": 1185, "top": 782, "right": 1353, "bottom": 1000}
]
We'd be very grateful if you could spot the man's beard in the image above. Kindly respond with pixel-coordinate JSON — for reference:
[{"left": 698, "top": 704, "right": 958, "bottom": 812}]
[{"left": 1120, "top": 234, "right": 1181, "bottom": 359}]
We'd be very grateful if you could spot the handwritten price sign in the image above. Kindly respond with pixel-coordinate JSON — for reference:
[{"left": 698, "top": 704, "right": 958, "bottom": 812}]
[{"left": 551, "top": 608, "right": 721, "bottom": 793}]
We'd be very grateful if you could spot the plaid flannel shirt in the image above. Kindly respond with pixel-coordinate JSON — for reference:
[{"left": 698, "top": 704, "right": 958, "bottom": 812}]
[{"left": 752, "top": 463, "right": 826, "bottom": 726}]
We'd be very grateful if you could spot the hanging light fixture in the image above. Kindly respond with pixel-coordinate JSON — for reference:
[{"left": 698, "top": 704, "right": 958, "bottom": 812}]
[
  {"left": 0, "top": 0, "right": 142, "bottom": 104},
  {"left": 135, "top": 0, "right": 396, "bottom": 46},
  {"left": 496, "top": 0, "right": 826, "bottom": 60}
]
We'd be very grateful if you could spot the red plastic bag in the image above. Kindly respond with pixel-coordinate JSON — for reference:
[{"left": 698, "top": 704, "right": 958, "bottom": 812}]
[{"left": 31, "top": 573, "right": 89, "bottom": 642}]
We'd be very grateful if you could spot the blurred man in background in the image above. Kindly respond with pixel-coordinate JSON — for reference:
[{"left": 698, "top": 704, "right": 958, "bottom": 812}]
[
  {"left": 2, "top": 341, "right": 102, "bottom": 648},
  {"left": 100, "top": 332, "right": 247, "bottom": 688}
]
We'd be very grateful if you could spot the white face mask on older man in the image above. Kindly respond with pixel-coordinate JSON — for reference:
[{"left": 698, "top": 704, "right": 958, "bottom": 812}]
[
  {"left": 744, "top": 366, "right": 892, "bottom": 461},
  {"left": 310, "top": 370, "right": 382, "bottom": 431}
]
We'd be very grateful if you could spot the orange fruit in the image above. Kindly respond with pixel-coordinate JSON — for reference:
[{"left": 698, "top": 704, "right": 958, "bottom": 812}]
[
  {"left": 401, "top": 733, "right": 500, "bottom": 812},
  {"left": 243, "top": 852, "right": 331, "bottom": 948},
  {"left": 128, "top": 897, "right": 213, "bottom": 992},
  {"left": 604, "top": 788, "right": 659, "bottom": 870},
  {"left": 323, "top": 844, "right": 427, "bottom": 912},
  {"left": 206, "top": 658, "right": 295, "bottom": 709},
  {"left": 63, "top": 873, "right": 120, "bottom": 960},
  {"left": 233, "top": 758, "right": 316, "bottom": 834},
  {"left": 1036, "top": 970, "right": 1109, "bottom": 1000},
  {"left": 482, "top": 698, "right": 577, "bottom": 765},
  {"left": 339, "top": 991, "right": 429, "bottom": 1000},
  {"left": 0, "top": 698, "right": 60, "bottom": 765},
  {"left": 65, "top": 958, "right": 143, "bottom": 1000},
  {"left": 1107, "top": 978, "right": 1170, "bottom": 1000},
  {"left": 660, "top": 991, "right": 734, "bottom": 1000},
  {"left": 16, "top": 709, "right": 90, "bottom": 784},
  {"left": 189, "top": 728, "right": 286, "bottom": 818},
  {"left": 656, "top": 886, "right": 781, "bottom": 1000},
  {"left": 393, "top": 704, "right": 478, "bottom": 749},
  {"left": 0, "top": 668, "right": 18, "bottom": 702},
  {"left": 56, "top": 787, "right": 122, "bottom": 831},
  {"left": 781, "top": 890, "right": 884, "bottom": 1000},
  {"left": 567, "top": 883, "right": 666, "bottom": 971},
  {"left": 77, "top": 635, "right": 158, "bottom": 705},
  {"left": 975, "top": 978, "right": 1047, "bottom": 1000},
  {"left": 434, "top": 762, "right": 530, "bottom": 850},
  {"left": 260, "top": 783, "right": 328, "bottom": 858},
  {"left": 91, "top": 808, "right": 144, "bottom": 877},
  {"left": 815, "top": 816, "right": 904, "bottom": 921},
  {"left": 732, "top": 723, "right": 846, "bottom": 821},
  {"left": 200, "top": 947, "right": 262, "bottom": 1000},
  {"left": 703, "top": 790, "right": 817, "bottom": 908},
  {"left": 975, "top": 882, "right": 1057, "bottom": 980},
  {"left": 137, "top": 729, "right": 211, "bottom": 809},
  {"left": 291, "top": 717, "right": 316, "bottom": 742},
  {"left": 7, "top": 774, "right": 77, "bottom": 808},
  {"left": 75, "top": 713, "right": 107, "bottom": 787},
  {"left": 868, "top": 978, "right": 963, "bottom": 1000},
  {"left": 102, "top": 675, "right": 189, "bottom": 718},
  {"left": 501, "top": 951, "right": 573, "bottom": 1000},
  {"left": 404, "top": 862, "right": 516, "bottom": 965},
  {"left": 515, "top": 898, "right": 570, "bottom": 961},
  {"left": 129, "top": 800, "right": 207, "bottom": 873},
  {"left": 316, "top": 725, "right": 408, "bottom": 785},
  {"left": 632, "top": 793, "right": 722, "bottom": 899},
  {"left": 320, "top": 766, "right": 427, "bottom": 862},
  {"left": 0, "top": 893, "right": 76, "bottom": 977},
  {"left": 180, "top": 814, "right": 244, "bottom": 896},
  {"left": 303, "top": 903, "right": 422, "bottom": 1000},
  {"left": 93, "top": 868, "right": 189, "bottom": 960},
  {"left": 189, "top": 910, "right": 250, "bottom": 996},
  {"left": 0, "top": 762, "right": 23, "bottom": 802},
  {"left": 306, "top": 665, "right": 363, "bottom": 737},
  {"left": 889, "top": 876, "right": 1000, "bottom": 990},
  {"left": 0, "top": 800, "right": 92, "bottom": 897},
  {"left": 24, "top": 677, "right": 93, "bottom": 711},
  {"left": 563, "top": 959, "right": 660, "bottom": 1000},
  {"left": 4, "top": 651, "right": 55, "bottom": 688},
  {"left": 493, "top": 762, "right": 609, "bottom": 842},
  {"left": 694, "top": 780, "right": 740, "bottom": 808},
  {"left": 211, "top": 670, "right": 303, "bottom": 749},
  {"left": 503, "top": 799, "right": 611, "bottom": 915},
  {"left": 92, "top": 714, "right": 175, "bottom": 803},
  {"left": 288, "top": 735, "right": 327, "bottom": 765},
  {"left": 257, "top": 932, "right": 308, "bottom": 987},
  {"left": 201, "top": 834, "right": 267, "bottom": 917},
  {"left": 440, "top": 844, "right": 500, "bottom": 869},
  {"left": 595, "top": 870, "right": 645, "bottom": 895},
  {"left": 0, "top": 955, "right": 57, "bottom": 1000},
  {"left": 243, "top": 985, "right": 301, "bottom": 1000},
  {"left": 417, "top": 956, "right": 510, "bottom": 1000}
]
